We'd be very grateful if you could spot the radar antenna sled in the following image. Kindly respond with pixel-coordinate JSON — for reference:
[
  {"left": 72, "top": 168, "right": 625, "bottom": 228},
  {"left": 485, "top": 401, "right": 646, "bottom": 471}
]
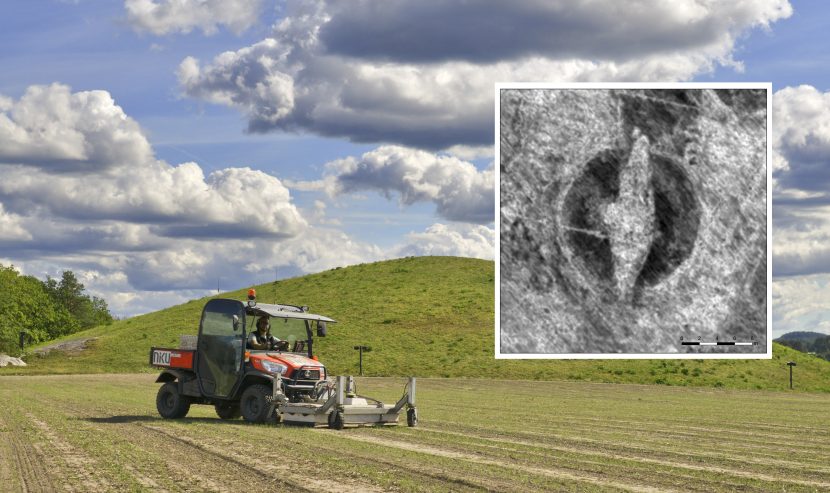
[{"left": 149, "top": 290, "right": 417, "bottom": 428}]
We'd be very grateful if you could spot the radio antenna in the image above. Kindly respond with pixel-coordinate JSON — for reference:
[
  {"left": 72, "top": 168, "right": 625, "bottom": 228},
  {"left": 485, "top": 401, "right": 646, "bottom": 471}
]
[{"left": 273, "top": 267, "right": 278, "bottom": 304}]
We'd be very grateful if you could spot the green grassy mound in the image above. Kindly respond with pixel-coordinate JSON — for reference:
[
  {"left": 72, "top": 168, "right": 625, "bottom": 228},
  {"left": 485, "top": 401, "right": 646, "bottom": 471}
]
[{"left": 10, "top": 256, "right": 830, "bottom": 392}]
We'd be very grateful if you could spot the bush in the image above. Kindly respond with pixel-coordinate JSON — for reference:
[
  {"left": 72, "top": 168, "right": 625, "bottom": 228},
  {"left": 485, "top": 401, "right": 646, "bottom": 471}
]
[{"left": 0, "top": 265, "right": 112, "bottom": 353}]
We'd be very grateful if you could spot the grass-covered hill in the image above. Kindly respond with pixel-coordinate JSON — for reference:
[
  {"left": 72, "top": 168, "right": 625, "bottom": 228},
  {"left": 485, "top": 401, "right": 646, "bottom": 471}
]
[
  {"left": 10, "top": 256, "right": 830, "bottom": 392},
  {"left": 774, "top": 331, "right": 830, "bottom": 362}
]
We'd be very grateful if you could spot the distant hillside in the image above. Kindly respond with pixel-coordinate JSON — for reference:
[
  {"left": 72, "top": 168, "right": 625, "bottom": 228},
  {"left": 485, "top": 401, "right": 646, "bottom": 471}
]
[
  {"left": 776, "top": 331, "right": 828, "bottom": 342},
  {"left": 775, "top": 331, "right": 830, "bottom": 362},
  {"left": 10, "top": 256, "right": 830, "bottom": 392}
]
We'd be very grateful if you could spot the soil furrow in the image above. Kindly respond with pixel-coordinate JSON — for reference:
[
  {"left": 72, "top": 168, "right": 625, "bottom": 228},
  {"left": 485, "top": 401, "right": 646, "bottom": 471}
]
[
  {"left": 428, "top": 418, "right": 830, "bottom": 466},
  {"left": 329, "top": 430, "right": 675, "bottom": 493},
  {"left": 419, "top": 423, "right": 830, "bottom": 476},
  {"left": 26, "top": 413, "right": 114, "bottom": 492},
  {"left": 7, "top": 423, "right": 56, "bottom": 492},
  {"left": 412, "top": 426, "right": 830, "bottom": 489},
  {"left": 139, "top": 424, "right": 323, "bottom": 493}
]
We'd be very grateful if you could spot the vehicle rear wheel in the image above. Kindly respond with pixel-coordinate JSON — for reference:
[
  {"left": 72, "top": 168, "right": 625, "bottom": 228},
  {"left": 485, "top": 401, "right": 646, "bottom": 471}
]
[
  {"left": 240, "top": 384, "right": 273, "bottom": 424},
  {"left": 215, "top": 401, "right": 240, "bottom": 420},
  {"left": 156, "top": 382, "right": 190, "bottom": 419}
]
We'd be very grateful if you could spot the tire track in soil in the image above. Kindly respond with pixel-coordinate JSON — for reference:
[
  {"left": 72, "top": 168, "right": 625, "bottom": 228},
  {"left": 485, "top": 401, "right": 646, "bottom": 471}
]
[
  {"left": 30, "top": 396, "right": 343, "bottom": 493},
  {"left": 18, "top": 397, "right": 180, "bottom": 493},
  {"left": 354, "top": 430, "right": 731, "bottom": 493},
  {"left": 323, "top": 430, "right": 674, "bottom": 493},
  {"left": 42, "top": 398, "right": 248, "bottom": 493},
  {"left": 531, "top": 418, "right": 830, "bottom": 453},
  {"left": 49, "top": 394, "right": 504, "bottom": 491},
  {"left": 299, "top": 433, "right": 514, "bottom": 492},
  {"left": 0, "top": 411, "right": 55, "bottom": 493},
  {"left": 415, "top": 426, "right": 830, "bottom": 490},
  {"left": 426, "top": 406, "right": 830, "bottom": 456},
  {"left": 0, "top": 413, "right": 20, "bottom": 491},
  {"left": 430, "top": 418, "right": 830, "bottom": 467},
  {"left": 33, "top": 396, "right": 300, "bottom": 493},
  {"left": 140, "top": 424, "right": 384, "bottom": 493},
  {"left": 121, "top": 464, "right": 166, "bottom": 492},
  {"left": 138, "top": 424, "right": 320, "bottom": 493},
  {"left": 519, "top": 415, "right": 830, "bottom": 445},
  {"left": 25, "top": 413, "right": 113, "bottom": 492},
  {"left": 421, "top": 422, "right": 830, "bottom": 476}
]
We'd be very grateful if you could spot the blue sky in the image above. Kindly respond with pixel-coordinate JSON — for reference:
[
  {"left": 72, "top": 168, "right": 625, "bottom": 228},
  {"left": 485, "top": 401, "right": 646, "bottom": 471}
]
[{"left": 0, "top": 0, "right": 826, "bottom": 338}]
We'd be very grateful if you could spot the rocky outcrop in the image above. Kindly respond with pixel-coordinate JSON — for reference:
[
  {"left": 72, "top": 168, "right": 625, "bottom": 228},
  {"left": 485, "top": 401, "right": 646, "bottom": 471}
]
[{"left": 0, "top": 354, "right": 27, "bottom": 367}]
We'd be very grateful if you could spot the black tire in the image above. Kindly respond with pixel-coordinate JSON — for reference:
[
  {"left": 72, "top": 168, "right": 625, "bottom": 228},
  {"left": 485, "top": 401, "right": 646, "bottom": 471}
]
[
  {"left": 329, "top": 411, "right": 344, "bottom": 430},
  {"left": 215, "top": 401, "right": 241, "bottom": 420},
  {"left": 240, "top": 384, "right": 273, "bottom": 424},
  {"left": 406, "top": 407, "right": 418, "bottom": 427},
  {"left": 156, "top": 382, "right": 190, "bottom": 419}
]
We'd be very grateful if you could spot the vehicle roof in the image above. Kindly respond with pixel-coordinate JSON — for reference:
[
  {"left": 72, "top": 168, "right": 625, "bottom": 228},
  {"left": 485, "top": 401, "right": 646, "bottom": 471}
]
[{"left": 245, "top": 302, "right": 336, "bottom": 323}]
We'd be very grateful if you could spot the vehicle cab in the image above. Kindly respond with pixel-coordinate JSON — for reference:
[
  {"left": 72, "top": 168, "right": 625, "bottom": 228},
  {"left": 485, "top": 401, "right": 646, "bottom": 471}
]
[{"left": 243, "top": 299, "right": 334, "bottom": 399}]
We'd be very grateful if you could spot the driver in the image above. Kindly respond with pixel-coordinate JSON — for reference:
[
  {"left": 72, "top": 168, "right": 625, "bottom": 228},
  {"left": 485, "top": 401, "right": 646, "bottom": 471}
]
[{"left": 247, "top": 315, "right": 288, "bottom": 351}]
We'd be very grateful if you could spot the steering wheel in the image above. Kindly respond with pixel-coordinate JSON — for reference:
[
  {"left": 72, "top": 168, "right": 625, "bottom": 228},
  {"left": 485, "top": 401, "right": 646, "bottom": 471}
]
[{"left": 272, "top": 340, "right": 289, "bottom": 351}]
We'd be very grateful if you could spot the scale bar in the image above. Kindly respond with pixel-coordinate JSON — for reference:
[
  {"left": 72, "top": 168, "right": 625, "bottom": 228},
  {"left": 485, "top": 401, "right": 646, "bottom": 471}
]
[{"left": 682, "top": 341, "right": 754, "bottom": 346}]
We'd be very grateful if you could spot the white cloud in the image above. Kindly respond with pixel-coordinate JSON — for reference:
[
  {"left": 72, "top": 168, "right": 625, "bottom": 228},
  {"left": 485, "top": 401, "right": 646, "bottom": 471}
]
[
  {"left": 773, "top": 274, "right": 830, "bottom": 337},
  {"left": 0, "top": 204, "right": 31, "bottom": 241},
  {"left": 773, "top": 85, "right": 830, "bottom": 187},
  {"left": 771, "top": 86, "right": 830, "bottom": 277},
  {"left": 178, "top": 0, "right": 791, "bottom": 148},
  {"left": 0, "top": 84, "right": 306, "bottom": 238},
  {"left": 7, "top": 219, "right": 493, "bottom": 316},
  {"left": 125, "top": 0, "right": 264, "bottom": 35},
  {"left": 0, "top": 83, "right": 501, "bottom": 316},
  {"left": 319, "top": 0, "right": 790, "bottom": 64},
  {"left": 0, "top": 83, "right": 152, "bottom": 170},
  {"left": 444, "top": 145, "right": 494, "bottom": 161},
  {"left": 323, "top": 146, "right": 494, "bottom": 224},
  {"left": 393, "top": 223, "right": 494, "bottom": 260}
]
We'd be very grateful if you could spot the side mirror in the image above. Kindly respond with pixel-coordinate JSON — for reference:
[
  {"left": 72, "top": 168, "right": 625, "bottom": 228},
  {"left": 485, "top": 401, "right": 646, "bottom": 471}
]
[
  {"left": 317, "top": 321, "right": 327, "bottom": 337},
  {"left": 232, "top": 314, "right": 240, "bottom": 332}
]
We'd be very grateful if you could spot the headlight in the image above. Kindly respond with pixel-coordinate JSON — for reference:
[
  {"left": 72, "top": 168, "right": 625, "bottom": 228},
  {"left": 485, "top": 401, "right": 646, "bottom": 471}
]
[{"left": 260, "top": 360, "right": 288, "bottom": 375}]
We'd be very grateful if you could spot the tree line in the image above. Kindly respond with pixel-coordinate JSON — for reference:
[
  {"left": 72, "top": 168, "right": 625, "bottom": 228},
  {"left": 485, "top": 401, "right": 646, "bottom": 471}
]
[
  {"left": 776, "top": 336, "right": 830, "bottom": 362},
  {"left": 0, "top": 265, "right": 113, "bottom": 354}
]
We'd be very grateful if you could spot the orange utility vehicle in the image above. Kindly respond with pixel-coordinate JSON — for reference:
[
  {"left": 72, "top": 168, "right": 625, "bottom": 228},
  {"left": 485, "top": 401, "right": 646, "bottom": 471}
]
[{"left": 150, "top": 290, "right": 417, "bottom": 429}]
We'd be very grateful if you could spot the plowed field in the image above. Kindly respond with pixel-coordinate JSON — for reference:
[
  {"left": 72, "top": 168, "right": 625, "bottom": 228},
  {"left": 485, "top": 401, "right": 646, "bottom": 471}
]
[{"left": 1, "top": 375, "right": 828, "bottom": 492}]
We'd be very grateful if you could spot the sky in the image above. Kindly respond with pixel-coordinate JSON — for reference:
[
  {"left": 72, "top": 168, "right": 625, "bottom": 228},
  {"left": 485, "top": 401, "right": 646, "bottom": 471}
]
[{"left": 0, "top": 0, "right": 827, "bottom": 338}]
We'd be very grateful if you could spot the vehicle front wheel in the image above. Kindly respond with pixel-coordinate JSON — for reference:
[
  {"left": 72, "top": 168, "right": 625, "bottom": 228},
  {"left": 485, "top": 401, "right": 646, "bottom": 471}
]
[
  {"left": 215, "top": 401, "right": 240, "bottom": 420},
  {"left": 156, "top": 382, "right": 191, "bottom": 419},
  {"left": 240, "top": 384, "right": 273, "bottom": 424}
]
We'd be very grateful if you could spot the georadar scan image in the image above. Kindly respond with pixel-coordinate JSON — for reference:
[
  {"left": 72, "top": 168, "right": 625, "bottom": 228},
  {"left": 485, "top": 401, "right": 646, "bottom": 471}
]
[{"left": 499, "top": 87, "right": 768, "bottom": 355}]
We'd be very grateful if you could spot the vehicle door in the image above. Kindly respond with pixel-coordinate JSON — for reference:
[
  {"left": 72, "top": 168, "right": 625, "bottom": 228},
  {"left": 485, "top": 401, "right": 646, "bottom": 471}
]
[{"left": 196, "top": 299, "right": 246, "bottom": 398}]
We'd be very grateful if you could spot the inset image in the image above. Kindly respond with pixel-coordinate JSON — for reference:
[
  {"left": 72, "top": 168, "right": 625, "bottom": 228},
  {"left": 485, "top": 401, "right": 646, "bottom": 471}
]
[{"left": 497, "top": 84, "right": 770, "bottom": 357}]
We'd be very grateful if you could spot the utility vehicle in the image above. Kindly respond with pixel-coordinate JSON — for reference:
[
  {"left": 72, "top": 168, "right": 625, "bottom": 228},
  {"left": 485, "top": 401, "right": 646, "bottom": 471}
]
[{"left": 150, "top": 290, "right": 416, "bottom": 428}]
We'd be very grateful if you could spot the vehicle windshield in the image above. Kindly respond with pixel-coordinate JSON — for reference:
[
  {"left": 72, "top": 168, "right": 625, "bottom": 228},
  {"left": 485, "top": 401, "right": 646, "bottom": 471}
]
[{"left": 254, "top": 315, "right": 308, "bottom": 350}]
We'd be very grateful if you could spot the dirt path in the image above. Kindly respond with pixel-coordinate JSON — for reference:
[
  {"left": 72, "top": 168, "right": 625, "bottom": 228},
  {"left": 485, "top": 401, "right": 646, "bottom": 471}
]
[{"left": 33, "top": 338, "right": 96, "bottom": 356}]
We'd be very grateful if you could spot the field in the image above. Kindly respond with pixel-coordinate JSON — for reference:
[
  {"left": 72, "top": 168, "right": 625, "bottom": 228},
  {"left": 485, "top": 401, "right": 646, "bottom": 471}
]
[{"left": 1, "top": 374, "right": 829, "bottom": 492}]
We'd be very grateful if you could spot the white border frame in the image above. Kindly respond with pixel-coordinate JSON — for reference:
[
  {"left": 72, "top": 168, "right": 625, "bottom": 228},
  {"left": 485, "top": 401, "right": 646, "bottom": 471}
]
[{"left": 494, "top": 82, "right": 773, "bottom": 359}]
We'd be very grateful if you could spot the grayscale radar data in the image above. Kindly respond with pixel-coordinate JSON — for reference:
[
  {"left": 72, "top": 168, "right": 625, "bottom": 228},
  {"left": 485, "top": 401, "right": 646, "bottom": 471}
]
[{"left": 498, "top": 86, "right": 769, "bottom": 356}]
